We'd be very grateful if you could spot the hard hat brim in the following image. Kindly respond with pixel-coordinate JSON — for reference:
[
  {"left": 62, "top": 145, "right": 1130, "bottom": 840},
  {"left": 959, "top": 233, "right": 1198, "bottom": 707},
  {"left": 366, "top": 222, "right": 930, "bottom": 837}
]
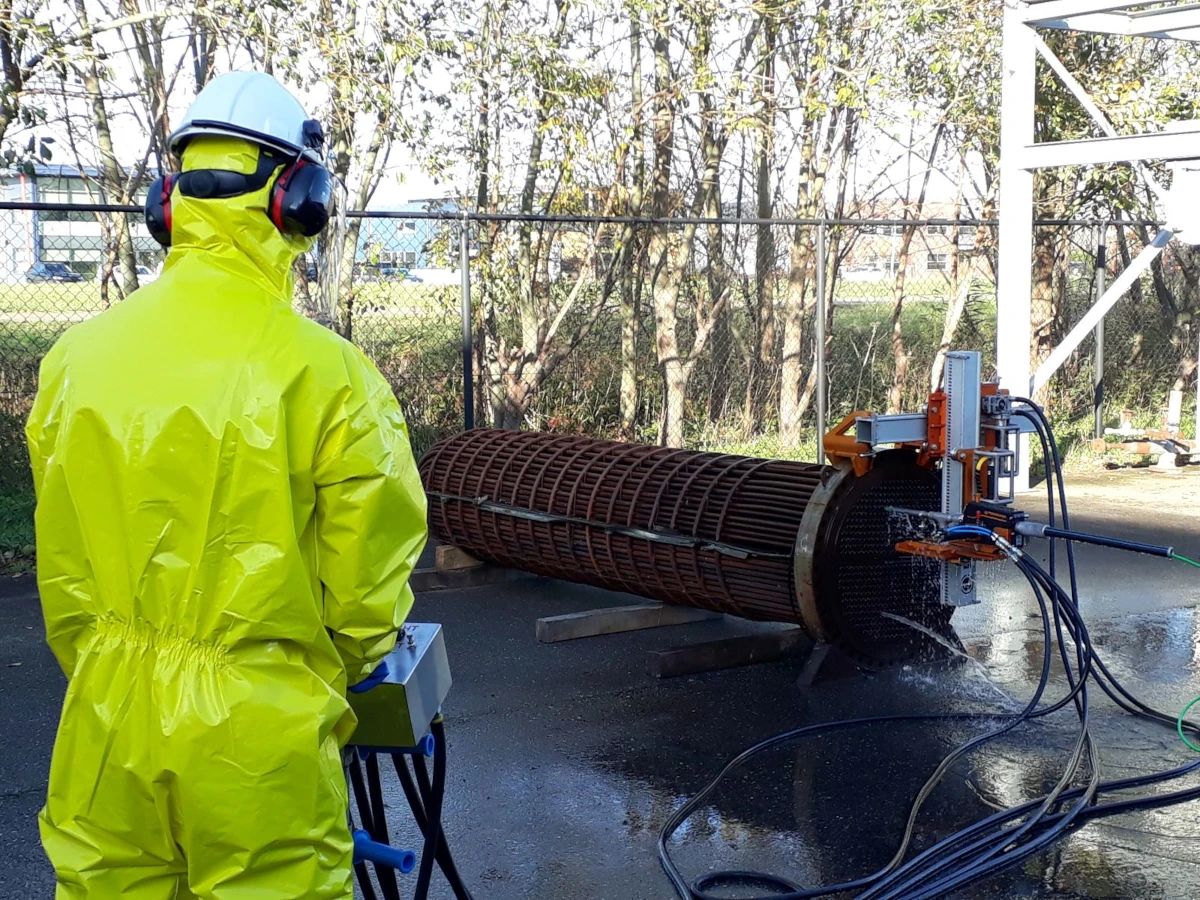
[{"left": 169, "top": 121, "right": 304, "bottom": 159}]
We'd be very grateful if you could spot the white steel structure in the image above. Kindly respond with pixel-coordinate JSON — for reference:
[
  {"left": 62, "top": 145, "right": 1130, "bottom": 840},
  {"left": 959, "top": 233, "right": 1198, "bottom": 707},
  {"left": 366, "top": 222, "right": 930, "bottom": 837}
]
[{"left": 997, "top": 0, "right": 1200, "bottom": 488}]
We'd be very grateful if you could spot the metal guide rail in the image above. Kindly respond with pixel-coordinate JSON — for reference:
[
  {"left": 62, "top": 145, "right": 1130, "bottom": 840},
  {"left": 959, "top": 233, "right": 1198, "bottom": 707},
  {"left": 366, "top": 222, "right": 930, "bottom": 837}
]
[{"left": 826, "top": 350, "right": 1036, "bottom": 607}]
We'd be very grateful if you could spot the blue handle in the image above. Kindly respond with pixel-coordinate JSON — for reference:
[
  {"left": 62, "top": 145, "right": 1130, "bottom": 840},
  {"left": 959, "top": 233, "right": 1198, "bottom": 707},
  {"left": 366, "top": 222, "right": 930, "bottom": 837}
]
[
  {"left": 349, "top": 660, "right": 389, "bottom": 694},
  {"left": 352, "top": 830, "right": 416, "bottom": 873},
  {"left": 347, "top": 735, "right": 435, "bottom": 757}
]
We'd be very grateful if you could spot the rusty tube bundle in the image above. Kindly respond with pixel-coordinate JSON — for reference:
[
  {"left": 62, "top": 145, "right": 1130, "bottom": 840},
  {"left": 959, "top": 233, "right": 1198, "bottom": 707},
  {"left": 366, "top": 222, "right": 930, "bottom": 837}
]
[{"left": 419, "top": 429, "right": 954, "bottom": 667}]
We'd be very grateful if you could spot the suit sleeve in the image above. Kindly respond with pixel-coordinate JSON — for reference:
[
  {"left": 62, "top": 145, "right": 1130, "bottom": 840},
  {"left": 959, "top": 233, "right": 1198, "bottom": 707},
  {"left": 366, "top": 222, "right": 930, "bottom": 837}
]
[
  {"left": 26, "top": 340, "right": 88, "bottom": 676},
  {"left": 313, "top": 351, "right": 428, "bottom": 686},
  {"left": 25, "top": 340, "right": 67, "bottom": 497}
]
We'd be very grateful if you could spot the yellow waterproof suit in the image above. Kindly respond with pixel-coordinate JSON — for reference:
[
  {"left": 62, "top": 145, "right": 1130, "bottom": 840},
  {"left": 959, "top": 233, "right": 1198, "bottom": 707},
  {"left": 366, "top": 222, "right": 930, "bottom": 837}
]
[{"left": 26, "top": 136, "right": 428, "bottom": 899}]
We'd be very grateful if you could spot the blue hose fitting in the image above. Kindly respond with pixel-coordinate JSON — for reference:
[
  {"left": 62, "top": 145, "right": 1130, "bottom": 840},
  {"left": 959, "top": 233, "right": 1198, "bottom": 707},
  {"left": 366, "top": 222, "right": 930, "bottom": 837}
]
[
  {"left": 349, "top": 660, "right": 390, "bottom": 694},
  {"left": 352, "top": 829, "right": 416, "bottom": 873}
]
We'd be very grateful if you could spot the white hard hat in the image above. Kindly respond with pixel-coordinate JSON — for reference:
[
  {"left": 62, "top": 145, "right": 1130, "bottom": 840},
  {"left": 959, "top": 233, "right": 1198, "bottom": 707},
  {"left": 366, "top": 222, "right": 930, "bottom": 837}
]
[{"left": 169, "top": 71, "right": 325, "bottom": 160}]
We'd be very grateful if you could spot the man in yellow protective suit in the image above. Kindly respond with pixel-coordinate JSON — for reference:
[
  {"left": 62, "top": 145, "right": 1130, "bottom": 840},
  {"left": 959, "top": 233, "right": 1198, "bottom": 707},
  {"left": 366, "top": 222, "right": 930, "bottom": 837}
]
[{"left": 26, "top": 72, "right": 428, "bottom": 899}]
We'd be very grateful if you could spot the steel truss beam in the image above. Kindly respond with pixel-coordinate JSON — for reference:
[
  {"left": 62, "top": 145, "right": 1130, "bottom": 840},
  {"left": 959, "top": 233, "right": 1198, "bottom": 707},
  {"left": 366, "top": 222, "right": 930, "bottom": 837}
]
[{"left": 997, "top": 0, "right": 1200, "bottom": 491}]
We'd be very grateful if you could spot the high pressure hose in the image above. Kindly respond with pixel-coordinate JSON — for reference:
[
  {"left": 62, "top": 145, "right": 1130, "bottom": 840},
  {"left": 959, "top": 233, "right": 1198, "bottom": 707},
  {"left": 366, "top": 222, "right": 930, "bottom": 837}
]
[
  {"left": 659, "top": 398, "right": 1200, "bottom": 900},
  {"left": 412, "top": 716, "right": 448, "bottom": 900},
  {"left": 354, "top": 853, "right": 380, "bottom": 900},
  {"left": 874, "top": 406, "right": 1196, "bottom": 896},
  {"left": 347, "top": 756, "right": 381, "bottom": 900},
  {"left": 659, "top": 558, "right": 1062, "bottom": 900},
  {"left": 395, "top": 743, "right": 475, "bottom": 899},
  {"left": 348, "top": 715, "right": 475, "bottom": 900},
  {"left": 888, "top": 404, "right": 1200, "bottom": 893},
  {"left": 366, "top": 753, "right": 403, "bottom": 900},
  {"left": 353, "top": 753, "right": 403, "bottom": 900}
]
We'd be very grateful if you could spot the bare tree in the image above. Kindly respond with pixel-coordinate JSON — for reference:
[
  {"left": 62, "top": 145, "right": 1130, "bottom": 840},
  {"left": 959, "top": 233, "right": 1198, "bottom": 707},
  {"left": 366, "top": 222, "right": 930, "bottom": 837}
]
[
  {"left": 886, "top": 121, "right": 943, "bottom": 413},
  {"left": 776, "top": 0, "right": 862, "bottom": 446},
  {"left": 618, "top": 3, "right": 648, "bottom": 438},
  {"left": 46, "top": 0, "right": 211, "bottom": 301},
  {"left": 70, "top": 0, "right": 144, "bottom": 298},
  {"left": 796, "top": 112, "right": 858, "bottom": 422},
  {"left": 2, "top": 1, "right": 197, "bottom": 154},
  {"left": 644, "top": 0, "right": 758, "bottom": 447},
  {"left": 421, "top": 0, "right": 626, "bottom": 428},
  {"left": 0, "top": 0, "right": 37, "bottom": 159},
  {"left": 248, "top": 0, "right": 440, "bottom": 334},
  {"left": 743, "top": 0, "right": 779, "bottom": 434},
  {"left": 931, "top": 158, "right": 995, "bottom": 392}
]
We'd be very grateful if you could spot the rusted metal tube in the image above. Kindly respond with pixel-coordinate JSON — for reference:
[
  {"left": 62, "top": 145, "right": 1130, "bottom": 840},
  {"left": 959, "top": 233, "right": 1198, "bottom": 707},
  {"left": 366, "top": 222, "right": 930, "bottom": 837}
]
[{"left": 419, "top": 429, "right": 953, "bottom": 667}]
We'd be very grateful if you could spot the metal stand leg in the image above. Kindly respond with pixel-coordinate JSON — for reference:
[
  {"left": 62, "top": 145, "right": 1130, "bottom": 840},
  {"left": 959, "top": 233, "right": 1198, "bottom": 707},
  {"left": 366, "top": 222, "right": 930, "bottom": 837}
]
[{"left": 796, "top": 642, "right": 861, "bottom": 688}]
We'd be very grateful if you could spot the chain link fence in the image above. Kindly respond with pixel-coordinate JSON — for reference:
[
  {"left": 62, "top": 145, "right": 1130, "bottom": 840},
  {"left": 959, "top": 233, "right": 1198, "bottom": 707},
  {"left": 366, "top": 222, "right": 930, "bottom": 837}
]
[
  {"left": 331, "top": 213, "right": 465, "bottom": 456},
  {"left": 0, "top": 201, "right": 1195, "bottom": 558},
  {"left": 1032, "top": 222, "right": 1200, "bottom": 450},
  {"left": 469, "top": 215, "right": 1002, "bottom": 460}
]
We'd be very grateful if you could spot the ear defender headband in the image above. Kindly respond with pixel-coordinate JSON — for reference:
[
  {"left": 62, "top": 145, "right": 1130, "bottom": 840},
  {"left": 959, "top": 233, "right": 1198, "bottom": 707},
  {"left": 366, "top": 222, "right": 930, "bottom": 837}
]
[{"left": 145, "top": 143, "right": 333, "bottom": 247}]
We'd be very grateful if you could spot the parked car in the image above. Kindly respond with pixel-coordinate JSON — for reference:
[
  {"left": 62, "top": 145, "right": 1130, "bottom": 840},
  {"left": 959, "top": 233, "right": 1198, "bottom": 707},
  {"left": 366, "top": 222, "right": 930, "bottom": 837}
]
[
  {"left": 25, "top": 262, "right": 83, "bottom": 283},
  {"left": 136, "top": 265, "right": 160, "bottom": 284},
  {"left": 355, "top": 262, "right": 397, "bottom": 281}
]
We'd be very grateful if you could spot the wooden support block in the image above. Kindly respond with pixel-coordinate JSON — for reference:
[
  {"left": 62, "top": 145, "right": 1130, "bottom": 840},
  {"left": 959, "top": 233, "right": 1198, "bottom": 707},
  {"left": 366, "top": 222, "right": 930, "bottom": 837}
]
[
  {"left": 410, "top": 564, "right": 530, "bottom": 594},
  {"left": 435, "top": 545, "right": 483, "bottom": 572},
  {"left": 536, "top": 603, "right": 720, "bottom": 644},
  {"left": 647, "top": 626, "right": 807, "bottom": 679}
]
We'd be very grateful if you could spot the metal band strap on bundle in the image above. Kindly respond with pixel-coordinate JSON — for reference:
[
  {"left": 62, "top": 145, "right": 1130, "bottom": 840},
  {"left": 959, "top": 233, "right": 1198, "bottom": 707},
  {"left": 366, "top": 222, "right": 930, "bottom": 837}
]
[{"left": 419, "top": 428, "right": 954, "bottom": 668}]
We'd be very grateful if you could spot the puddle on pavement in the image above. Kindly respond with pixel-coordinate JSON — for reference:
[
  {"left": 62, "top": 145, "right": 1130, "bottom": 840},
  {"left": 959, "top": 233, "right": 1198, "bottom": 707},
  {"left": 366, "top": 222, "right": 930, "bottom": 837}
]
[{"left": 579, "top": 607, "right": 1200, "bottom": 899}]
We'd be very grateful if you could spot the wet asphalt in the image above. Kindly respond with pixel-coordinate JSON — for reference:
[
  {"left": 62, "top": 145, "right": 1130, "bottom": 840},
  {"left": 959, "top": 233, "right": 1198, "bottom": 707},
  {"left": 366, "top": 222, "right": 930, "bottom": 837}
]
[{"left": 3, "top": 470, "right": 1200, "bottom": 899}]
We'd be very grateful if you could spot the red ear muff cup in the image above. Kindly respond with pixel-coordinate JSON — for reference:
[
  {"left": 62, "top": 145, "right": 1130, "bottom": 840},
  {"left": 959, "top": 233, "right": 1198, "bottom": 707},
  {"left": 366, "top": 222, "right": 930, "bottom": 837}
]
[
  {"left": 269, "top": 160, "right": 333, "bottom": 238},
  {"left": 145, "top": 154, "right": 332, "bottom": 246},
  {"left": 268, "top": 162, "right": 294, "bottom": 232},
  {"left": 144, "top": 173, "right": 175, "bottom": 247}
]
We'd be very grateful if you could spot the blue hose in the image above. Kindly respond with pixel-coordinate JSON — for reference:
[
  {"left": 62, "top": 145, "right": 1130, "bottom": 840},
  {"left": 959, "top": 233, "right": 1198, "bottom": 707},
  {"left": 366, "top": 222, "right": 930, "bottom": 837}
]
[{"left": 353, "top": 830, "right": 417, "bottom": 874}]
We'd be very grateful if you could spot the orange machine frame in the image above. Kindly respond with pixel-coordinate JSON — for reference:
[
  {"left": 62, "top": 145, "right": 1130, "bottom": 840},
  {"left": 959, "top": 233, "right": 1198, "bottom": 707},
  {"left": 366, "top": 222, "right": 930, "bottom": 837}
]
[{"left": 823, "top": 385, "right": 1013, "bottom": 563}]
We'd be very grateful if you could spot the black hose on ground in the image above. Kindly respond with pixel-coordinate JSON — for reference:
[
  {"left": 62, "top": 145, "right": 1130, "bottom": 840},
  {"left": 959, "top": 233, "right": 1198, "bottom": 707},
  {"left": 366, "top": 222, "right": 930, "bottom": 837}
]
[
  {"left": 659, "top": 550, "right": 1061, "bottom": 900},
  {"left": 658, "top": 400, "right": 1200, "bottom": 900}
]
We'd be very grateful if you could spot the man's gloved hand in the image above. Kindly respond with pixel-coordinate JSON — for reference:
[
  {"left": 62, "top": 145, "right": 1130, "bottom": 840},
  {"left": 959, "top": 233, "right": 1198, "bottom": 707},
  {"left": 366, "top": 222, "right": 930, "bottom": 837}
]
[{"left": 349, "top": 660, "right": 389, "bottom": 694}]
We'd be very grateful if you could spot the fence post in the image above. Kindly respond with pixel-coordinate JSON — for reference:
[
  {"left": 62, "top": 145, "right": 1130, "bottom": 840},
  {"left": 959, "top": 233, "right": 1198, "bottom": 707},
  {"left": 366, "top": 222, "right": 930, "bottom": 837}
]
[
  {"left": 815, "top": 221, "right": 828, "bottom": 459},
  {"left": 1093, "top": 224, "right": 1107, "bottom": 440},
  {"left": 460, "top": 215, "right": 474, "bottom": 431}
]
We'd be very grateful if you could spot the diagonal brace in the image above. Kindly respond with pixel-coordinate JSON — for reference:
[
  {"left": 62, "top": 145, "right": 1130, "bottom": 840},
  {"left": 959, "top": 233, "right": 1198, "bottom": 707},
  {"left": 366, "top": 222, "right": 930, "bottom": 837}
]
[
  {"left": 1031, "top": 32, "right": 1169, "bottom": 202},
  {"left": 1032, "top": 229, "right": 1173, "bottom": 393}
]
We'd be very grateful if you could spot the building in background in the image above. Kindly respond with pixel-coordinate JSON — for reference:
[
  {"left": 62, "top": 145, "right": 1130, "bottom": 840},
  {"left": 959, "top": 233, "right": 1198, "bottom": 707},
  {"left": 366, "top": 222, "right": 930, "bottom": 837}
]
[
  {"left": 840, "top": 201, "right": 982, "bottom": 287},
  {"left": 2, "top": 171, "right": 462, "bottom": 286},
  {"left": 0, "top": 165, "right": 161, "bottom": 281},
  {"left": 354, "top": 199, "right": 459, "bottom": 284}
]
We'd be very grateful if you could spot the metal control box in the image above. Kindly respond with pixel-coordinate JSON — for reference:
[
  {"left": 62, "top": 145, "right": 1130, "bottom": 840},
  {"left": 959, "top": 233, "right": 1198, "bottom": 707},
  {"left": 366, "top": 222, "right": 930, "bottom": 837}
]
[{"left": 348, "top": 623, "right": 452, "bottom": 749}]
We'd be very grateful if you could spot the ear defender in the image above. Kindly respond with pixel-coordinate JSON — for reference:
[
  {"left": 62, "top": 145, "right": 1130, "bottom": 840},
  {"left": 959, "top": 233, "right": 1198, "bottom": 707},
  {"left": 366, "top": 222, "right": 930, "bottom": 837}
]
[
  {"left": 269, "top": 158, "right": 334, "bottom": 238},
  {"left": 143, "top": 148, "right": 332, "bottom": 247},
  {"left": 144, "top": 173, "right": 176, "bottom": 247}
]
